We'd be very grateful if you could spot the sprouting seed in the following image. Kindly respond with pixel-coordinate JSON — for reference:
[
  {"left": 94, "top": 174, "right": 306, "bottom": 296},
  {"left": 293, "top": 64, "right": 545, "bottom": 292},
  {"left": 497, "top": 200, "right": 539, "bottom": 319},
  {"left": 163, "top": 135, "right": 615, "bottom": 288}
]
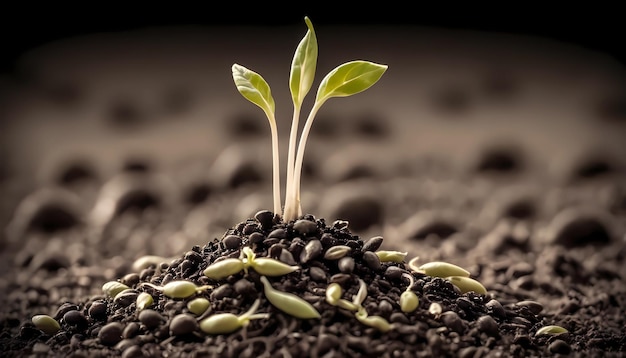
[
  {"left": 187, "top": 297, "right": 211, "bottom": 316},
  {"left": 535, "top": 325, "right": 568, "bottom": 336},
  {"left": 199, "top": 299, "right": 268, "bottom": 335},
  {"left": 407, "top": 256, "right": 420, "bottom": 272},
  {"left": 32, "top": 314, "right": 60, "bottom": 335},
  {"left": 355, "top": 308, "right": 393, "bottom": 332},
  {"left": 131, "top": 255, "right": 174, "bottom": 272},
  {"left": 428, "top": 302, "right": 443, "bottom": 316},
  {"left": 136, "top": 292, "right": 153, "bottom": 311},
  {"left": 400, "top": 291, "right": 419, "bottom": 313},
  {"left": 141, "top": 281, "right": 212, "bottom": 299},
  {"left": 260, "top": 276, "right": 320, "bottom": 319},
  {"left": 102, "top": 281, "right": 130, "bottom": 298},
  {"left": 203, "top": 258, "right": 245, "bottom": 280},
  {"left": 326, "top": 283, "right": 343, "bottom": 304},
  {"left": 324, "top": 245, "right": 352, "bottom": 260},
  {"left": 251, "top": 258, "right": 299, "bottom": 276},
  {"left": 445, "top": 276, "right": 487, "bottom": 295},
  {"left": 375, "top": 250, "right": 408, "bottom": 263},
  {"left": 417, "top": 261, "right": 470, "bottom": 278},
  {"left": 163, "top": 281, "right": 209, "bottom": 298},
  {"left": 325, "top": 283, "right": 358, "bottom": 311},
  {"left": 352, "top": 279, "right": 368, "bottom": 306}
]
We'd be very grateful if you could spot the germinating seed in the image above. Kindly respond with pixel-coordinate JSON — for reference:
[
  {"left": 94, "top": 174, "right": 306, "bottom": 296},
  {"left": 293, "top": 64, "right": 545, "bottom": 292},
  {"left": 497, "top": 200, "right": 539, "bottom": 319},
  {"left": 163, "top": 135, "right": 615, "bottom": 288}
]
[
  {"left": 407, "top": 256, "right": 420, "bottom": 273},
  {"left": 260, "top": 276, "right": 320, "bottom": 319},
  {"left": 102, "top": 281, "right": 130, "bottom": 298},
  {"left": 199, "top": 298, "right": 267, "bottom": 335},
  {"left": 32, "top": 314, "right": 60, "bottom": 335},
  {"left": 418, "top": 261, "right": 470, "bottom": 278},
  {"left": 535, "top": 325, "right": 568, "bottom": 336},
  {"left": 326, "top": 283, "right": 342, "bottom": 304},
  {"left": 428, "top": 302, "right": 443, "bottom": 316},
  {"left": 355, "top": 309, "right": 393, "bottom": 332},
  {"left": 445, "top": 276, "right": 487, "bottom": 295},
  {"left": 200, "top": 313, "right": 242, "bottom": 335},
  {"left": 187, "top": 298, "right": 210, "bottom": 315},
  {"left": 375, "top": 250, "right": 408, "bottom": 263},
  {"left": 136, "top": 292, "right": 153, "bottom": 311},
  {"left": 324, "top": 245, "right": 352, "bottom": 260},
  {"left": 400, "top": 291, "right": 419, "bottom": 313},
  {"left": 352, "top": 279, "right": 368, "bottom": 306},
  {"left": 251, "top": 258, "right": 299, "bottom": 276},
  {"left": 132, "top": 255, "right": 172, "bottom": 272},
  {"left": 161, "top": 281, "right": 212, "bottom": 299},
  {"left": 203, "top": 258, "right": 245, "bottom": 280}
]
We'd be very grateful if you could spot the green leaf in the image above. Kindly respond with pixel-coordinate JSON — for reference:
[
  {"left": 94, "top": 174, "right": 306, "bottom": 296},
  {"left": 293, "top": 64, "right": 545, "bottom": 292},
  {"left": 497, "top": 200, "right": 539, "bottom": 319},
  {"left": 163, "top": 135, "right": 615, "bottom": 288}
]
[
  {"left": 316, "top": 60, "right": 388, "bottom": 104},
  {"left": 232, "top": 63, "right": 275, "bottom": 119},
  {"left": 289, "top": 16, "right": 318, "bottom": 108}
]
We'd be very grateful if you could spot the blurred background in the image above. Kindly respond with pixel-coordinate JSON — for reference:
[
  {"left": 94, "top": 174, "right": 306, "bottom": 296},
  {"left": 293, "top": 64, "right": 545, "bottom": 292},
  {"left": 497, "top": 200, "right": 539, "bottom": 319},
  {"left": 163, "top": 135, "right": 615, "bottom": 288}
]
[{"left": 1, "top": 5, "right": 625, "bottom": 260}]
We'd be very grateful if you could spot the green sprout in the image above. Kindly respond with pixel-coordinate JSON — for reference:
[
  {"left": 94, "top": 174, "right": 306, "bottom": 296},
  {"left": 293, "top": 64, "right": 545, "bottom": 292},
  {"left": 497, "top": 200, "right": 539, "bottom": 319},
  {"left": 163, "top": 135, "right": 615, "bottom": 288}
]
[
  {"left": 232, "top": 16, "right": 387, "bottom": 221},
  {"left": 203, "top": 246, "right": 299, "bottom": 280}
]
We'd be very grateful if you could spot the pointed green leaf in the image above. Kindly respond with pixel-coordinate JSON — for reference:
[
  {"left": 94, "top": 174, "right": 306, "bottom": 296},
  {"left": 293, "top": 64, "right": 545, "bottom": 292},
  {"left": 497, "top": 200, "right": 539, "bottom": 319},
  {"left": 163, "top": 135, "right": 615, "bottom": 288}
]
[
  {"left": 290, "top": 16, "right": 318, "bottom": 108},
  {"left": 232, "top": 63, "right": 275, "bottom": 119},
  {"left": 316, "top": 60, "right": 388, "bottom": 104}
]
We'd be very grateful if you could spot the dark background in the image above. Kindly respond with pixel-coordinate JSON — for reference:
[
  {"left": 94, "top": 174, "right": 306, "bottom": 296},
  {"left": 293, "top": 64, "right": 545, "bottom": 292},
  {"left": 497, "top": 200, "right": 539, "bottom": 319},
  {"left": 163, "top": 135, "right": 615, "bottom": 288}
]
[{"left": 1, "top": 5, "right": 624, "bottom": 74}]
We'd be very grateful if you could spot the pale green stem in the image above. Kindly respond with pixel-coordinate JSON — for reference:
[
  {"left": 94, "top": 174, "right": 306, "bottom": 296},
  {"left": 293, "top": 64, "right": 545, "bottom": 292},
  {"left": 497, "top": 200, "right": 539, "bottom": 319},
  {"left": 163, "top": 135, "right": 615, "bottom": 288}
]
[
  {"left": 284, "top": 105, "right": 301, "bottom": 219},
  {"left": 268, "top": 113, "right": 282, "bottom": 217},
  {"left": 286, "top": 100, "right": 325, "bottom": 221}
]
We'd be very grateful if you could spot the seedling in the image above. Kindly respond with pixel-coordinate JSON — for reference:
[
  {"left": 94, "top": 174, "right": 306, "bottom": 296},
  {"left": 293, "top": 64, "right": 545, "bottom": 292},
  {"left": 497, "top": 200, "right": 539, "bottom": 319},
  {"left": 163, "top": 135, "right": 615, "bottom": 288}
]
[{"left": 232, "top": 16, "right": 387, "bottom": 221}]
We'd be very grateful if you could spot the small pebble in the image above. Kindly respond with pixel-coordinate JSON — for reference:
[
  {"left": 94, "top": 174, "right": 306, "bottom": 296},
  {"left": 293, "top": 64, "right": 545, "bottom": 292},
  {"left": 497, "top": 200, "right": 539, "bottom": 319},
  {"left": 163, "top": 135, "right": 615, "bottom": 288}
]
[
  {"left": 138, "top": 310, "right": 164, "bottom": 330},
  {"left": 254, "top": 210, "right": 274, "bottom": 229},
  {"left": 486, "top": 299, "right": 506, "bottom": 319},
  {"left": 477, "top": 315, "right": 500, "bottom": 337},
  {"left": 233, "top": 279, "right": 255, "bottom": 296},
  {"left": 293, "top": 219, "right": 318, "bottom": 236},
  {"left": 88, "top": 301, "right": 108, "bottom": 320},
  {"left": 309, "top": 266, "right": 327, "bottom": 282},
  {"left": 384, "top": 266, "right": 403, "bottom": 281},
  {"left": 98, "top": 322, "right": 124, "bottom": 346},
  {"left": 169, "top": 314, "right": 199, "bottom": 336},
  {"left": 300, "top": 239, "right": 322, "bottom": 263},
  {"left": 63, "top": 310, "right": 88, "bottom": 329},
  {"left": 122, "top": 322, "right": 140, "bottom": 339},
  {"left": 338, "top": 257, "right": 355, "bottom": 274},
  {"left": 222, "top": 235, "right": 242, "bottom": 249},
  {"left": 515, "top": 300, "right": 543, "bottom": 315},
  {"left": 362, "top": 251, "right": 381, "bottom": 271},
  {"left": 362, "top": 236, "right": 384, "bottom": 252},
  {"left": 548, "top": 339, "right": 571, "bottom": 354},
  {"left": 441, "top": 311, "right": 465, "bottom": 334},
  {"left": 121, "top": 345, "right": 145, "bottom": 358},
  {"left": 210, "top": 284, "right": 234, "bottom": 301}
]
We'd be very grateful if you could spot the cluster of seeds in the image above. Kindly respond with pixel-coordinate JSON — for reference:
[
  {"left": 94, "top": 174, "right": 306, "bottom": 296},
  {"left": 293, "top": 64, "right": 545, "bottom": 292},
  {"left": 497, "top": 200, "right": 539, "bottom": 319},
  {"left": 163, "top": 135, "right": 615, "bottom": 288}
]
[{"left": 26, "top": 211, "right": 568, "bottom": 357}]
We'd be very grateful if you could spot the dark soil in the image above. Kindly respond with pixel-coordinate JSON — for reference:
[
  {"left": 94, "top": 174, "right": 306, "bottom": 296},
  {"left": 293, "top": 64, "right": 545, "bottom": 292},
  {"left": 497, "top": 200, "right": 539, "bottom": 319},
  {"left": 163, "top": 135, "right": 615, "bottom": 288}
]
[{"left": 1, "top": 23, "right": 626, "bottom": 358}]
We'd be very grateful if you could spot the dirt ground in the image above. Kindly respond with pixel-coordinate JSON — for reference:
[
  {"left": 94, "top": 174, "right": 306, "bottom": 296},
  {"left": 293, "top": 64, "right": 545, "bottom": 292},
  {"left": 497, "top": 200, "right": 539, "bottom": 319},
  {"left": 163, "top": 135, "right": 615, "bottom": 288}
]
[{"left": 1, "top": 23, "right": 625, "bottom": 357}]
